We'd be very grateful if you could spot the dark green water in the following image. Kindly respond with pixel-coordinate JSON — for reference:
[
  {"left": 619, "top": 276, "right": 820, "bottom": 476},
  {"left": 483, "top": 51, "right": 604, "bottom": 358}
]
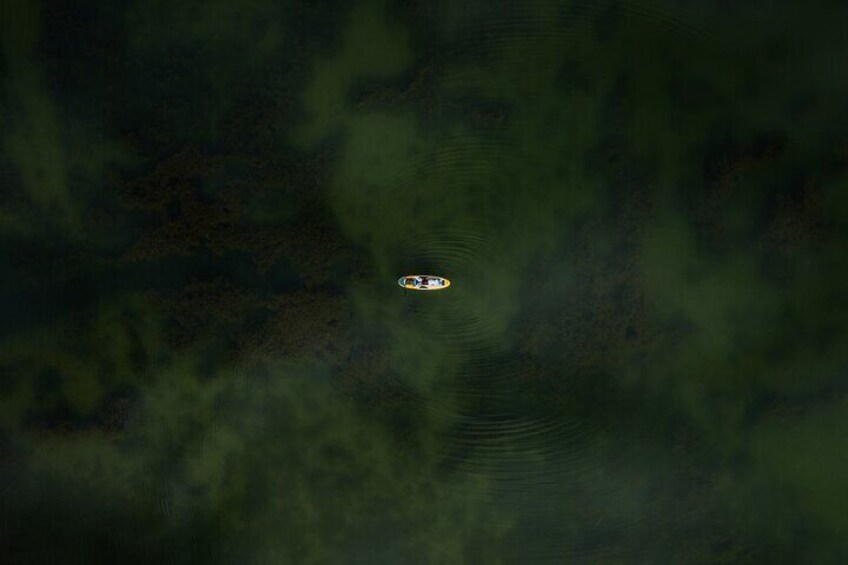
[{"left": 2, "top": 0, "right": 848, "bottom": 563}]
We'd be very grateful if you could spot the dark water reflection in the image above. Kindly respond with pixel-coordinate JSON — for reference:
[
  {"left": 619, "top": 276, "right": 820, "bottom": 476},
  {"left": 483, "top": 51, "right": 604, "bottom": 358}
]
[{"left": 2, "top": 0, "right": 848, "bottom": 563}]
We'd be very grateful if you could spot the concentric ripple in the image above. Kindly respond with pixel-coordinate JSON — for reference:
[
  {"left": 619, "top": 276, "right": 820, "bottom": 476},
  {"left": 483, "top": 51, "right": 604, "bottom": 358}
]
[{"left": 357, "top": 4, "right": 721, "bottom": 554}]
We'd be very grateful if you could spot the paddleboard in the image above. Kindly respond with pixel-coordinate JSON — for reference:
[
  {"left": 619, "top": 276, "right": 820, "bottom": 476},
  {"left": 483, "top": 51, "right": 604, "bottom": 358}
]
[{"left": 397, "top": 275, "right": 451, "bottom": 291}]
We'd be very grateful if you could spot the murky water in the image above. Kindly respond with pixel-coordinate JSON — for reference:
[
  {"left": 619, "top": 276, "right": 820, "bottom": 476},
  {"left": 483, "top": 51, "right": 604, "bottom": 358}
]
[{"left": 2, "top": 0, "right": 848, "bottom": 563}]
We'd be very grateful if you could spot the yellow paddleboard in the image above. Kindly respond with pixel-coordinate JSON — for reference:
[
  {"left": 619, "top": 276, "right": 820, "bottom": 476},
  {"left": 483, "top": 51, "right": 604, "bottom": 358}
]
[{"left": 398, "top": 275, "right": 451, "bottom": 291}]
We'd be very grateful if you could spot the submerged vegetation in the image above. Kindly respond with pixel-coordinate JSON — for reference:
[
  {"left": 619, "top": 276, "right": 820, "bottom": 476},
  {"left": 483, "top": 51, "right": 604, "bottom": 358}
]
[{"left": 1, "top": 0, "right": 847, "bottom": 563}]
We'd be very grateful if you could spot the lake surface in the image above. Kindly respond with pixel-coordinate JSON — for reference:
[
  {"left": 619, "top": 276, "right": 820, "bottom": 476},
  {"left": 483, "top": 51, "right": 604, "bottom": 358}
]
[{"left": 2, "top": 0, "right": 848, "bottom": 563}]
